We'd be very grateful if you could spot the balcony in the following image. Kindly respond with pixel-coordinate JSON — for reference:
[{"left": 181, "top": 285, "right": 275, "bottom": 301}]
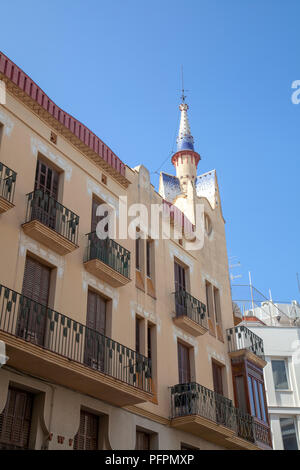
[
  {"left": 173, "top": 290, "right": 208, "bottom": 336},
  {"left": 0, "top": 162, "right": 16, "bottom": 213},
  {"left": 22, "top": 190, "right": 79, "bottom": 255},
  {"left": 227, "top": 325, "right": 267, "bottom": 368},
  {"left": 84, "top": 232, "right": 131, "bottom": 287},
  {"left": 170, "top": 383, "right": 271, "bottom": 450},
  {"left": 0, "top": 284, "right": 152, "bottom": 406}
]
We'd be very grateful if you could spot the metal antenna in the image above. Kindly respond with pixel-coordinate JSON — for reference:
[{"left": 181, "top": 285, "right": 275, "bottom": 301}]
[{"left": 181, "top": 65, "right": 187, "bottom": 102}]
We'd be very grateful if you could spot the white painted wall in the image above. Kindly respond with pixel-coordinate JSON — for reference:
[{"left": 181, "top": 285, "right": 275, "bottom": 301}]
[{"left": 247, "top": 325, "right": 300, "bottom": 449}]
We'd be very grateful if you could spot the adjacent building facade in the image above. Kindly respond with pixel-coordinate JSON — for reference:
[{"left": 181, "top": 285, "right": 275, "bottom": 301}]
[
  {"left": 0, "top": 51, "right": 272, "bottom": 450},
  {"left": 239, "top": 297, "right": 300, "bottom": 450}
]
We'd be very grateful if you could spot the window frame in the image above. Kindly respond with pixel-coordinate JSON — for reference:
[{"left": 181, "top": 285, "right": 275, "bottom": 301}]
[
  {"left": 271, "top": 359, "right": 290, "bottom": 391},
  {"left": 280, "top": 416, "right": 299, "bottom": 450}
]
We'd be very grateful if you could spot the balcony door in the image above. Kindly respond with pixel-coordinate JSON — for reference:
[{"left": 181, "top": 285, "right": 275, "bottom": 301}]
[
  {"left": 33, "top": 159, "right": 59, "bottom": 229},
  {"left": 174, "top": 261, "right": 186, "bottom": 292},
  {"left": 35, "top": 158, "right": 59, "bottom": 199},
  {"left": 177, "top": 342, "right": 190, "bottom": 384},
  {"left": 212, "top": 361, "right": 223, "bottom": 396},
  {"left": 174, "top": 262, "right": 187, "bottom": 317},
  {"left": 17, "top": 256, "right": 50, "bottom": 345},
  {"left": 84, "top": 290, "right": 106, "bottom": 371}
]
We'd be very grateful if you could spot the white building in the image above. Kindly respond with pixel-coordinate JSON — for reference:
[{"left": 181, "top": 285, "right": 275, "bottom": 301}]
[{"left": 237, "top": 295, "right": 300, "bottom": 450}]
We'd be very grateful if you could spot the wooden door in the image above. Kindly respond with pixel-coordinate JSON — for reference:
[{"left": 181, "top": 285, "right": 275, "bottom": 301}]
[
  {"left": 17, "top": 256, "right": 50, "bottom": 345},
  {"left": 33, "top": 159, "right": 59, "bottom": 229},
  {"left": 174, "top": 262, "right": 186, "bottom": 316},
  {"left": 0, "top": 388, "right": 33, "bottom": 450},
  {"left": 84, "top": 290, "right": 106, "bottom": 371},
  {"left": 136, "top": 431, "right": 150, "bottom": 450},
  {"left": 177, "top": 342, "right": 190, "bottom": 384}
]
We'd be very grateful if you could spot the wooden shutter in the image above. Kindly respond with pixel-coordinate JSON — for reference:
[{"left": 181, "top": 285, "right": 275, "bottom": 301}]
[
  {"left": 212, "top": 362, "right": 224, "bottom": 396},
  {"left": 177, "top": 342, "right": 190, "bottom": 384},
  {"left": 174, "top": 262, "right": 186, "bottom": 291},
  {"left": 84, "top": 291, "right": 106, "bottom": 370},
  {"left": 136, "top": 317, "right": 141, "bottom": 354},
  {"left": 91, "top": 197, "right": 108, "bottom": 233},
  {"left": 136, "top": 431, "right": 150, "bottom": 450},
  {"left": 74, "top": 410, "right": 99, "bottom": 450},
  {"left": 22, "top": 256, "right": 51, "bottom": 306},
  {"left": 86, "top": 290, "right": 106, "bottom": 335},
  {"left": 18, "top": 257, "right": 50, "bottom": 345},
  {"left": 35, "top": 158, "right": 59, "bottom": 199},
  {"left": 0, "top": 387, "right": 33, "bottom": 450}
]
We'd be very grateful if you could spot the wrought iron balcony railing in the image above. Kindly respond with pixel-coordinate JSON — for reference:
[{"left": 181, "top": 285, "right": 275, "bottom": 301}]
[
  {"left": 0, "top": 162, "right": 16, "bottom": 204},
  {"left": 170, "top": 382, "right": 258, "bottom": 445},
  {"left": 174, "top": 289, "right": 207, "bottom": 328},
  {"left": 25, "top": 190, "right": 79, "bottom": 245},
  {"left": 0, "top": 284, "right": 152, "bottom": 393},
  {"left": 226, "top": 325, "right": 265, "bottom": 359},
  {"left": 85, "top": 232, "right": 130, "bottom": 279}
]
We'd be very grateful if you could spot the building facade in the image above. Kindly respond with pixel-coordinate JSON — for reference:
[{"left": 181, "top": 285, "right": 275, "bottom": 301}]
[
  {"left": 0, "top": 51, "right": 271, "bottom": 450},
  {"left": 238, "top": 296, "right": 300, "bottom": 450}
]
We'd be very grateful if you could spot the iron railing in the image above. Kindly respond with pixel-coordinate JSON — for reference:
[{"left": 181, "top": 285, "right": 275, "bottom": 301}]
[
  {"left": 0, "top": 284, "right": 152, "bottom": 393},
  {"left": 85, "top": 232, "right": 130, "bottom": 279},
  {"left": 0, "top": 162, "right": 16, "bottom": 204},
  {"left": 170, "top": 382, "right": 237, "bottom": 429},
  {"left": 170, "top": 382, "right": 272, "bottom": 446},
  {"left": 174, "top": 289, "right": 207, "bottom": 329},
  {"left": 25, "top": 190, "right": 79, "bottom": 245},
  {"left": 226, "top": 325, "right": 265, "bottom": 359}
]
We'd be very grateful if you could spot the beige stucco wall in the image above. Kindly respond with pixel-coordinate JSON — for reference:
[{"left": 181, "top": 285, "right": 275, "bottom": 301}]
[{"left": 0, "top": 91, "right": 235, "bottom": 449}]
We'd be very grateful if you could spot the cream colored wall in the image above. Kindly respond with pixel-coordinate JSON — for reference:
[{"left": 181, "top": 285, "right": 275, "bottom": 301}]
[{"left": 0, "top": 92, "right": 235, "bottom": 441}]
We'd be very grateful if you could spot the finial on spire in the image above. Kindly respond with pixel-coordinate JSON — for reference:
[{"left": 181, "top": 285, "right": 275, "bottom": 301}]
[{"left": 177, "top": 68, "right": 194, "bottom": 151}]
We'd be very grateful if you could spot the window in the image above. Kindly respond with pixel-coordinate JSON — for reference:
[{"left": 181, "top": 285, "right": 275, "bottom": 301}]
[
  {"left": 136, "top": 237, "right": 141, "bottom": 270},
  {"left": 213, "top": 287, "right": 221, "bottom": 324},
  {"left": 17, "top": 256, "right": 51, "bottom": 345},
  {"left": 35, "top": 157, "right": 59, "bottom": 199},
  {"left": 177, "top": 342, "right": 191, "bottom": 384},
  {"left": 0, "top": 387, "right": 33, "bottom": 450},
  {"left": 136, "top": 317, "right": 141, "bottom": 354},
  {"left": 212, "top": 361, "right": 224, "bottom": 396},
  {"left": 235, "top": 375, "right": 248, "bottom": 413},
  {"left": 280, "top": 417, "right": 299, "bottom": 450},
  {"left": 136, "top": 430, "right": 150, "bottom": 450},
  {"left": 174, "top": 261, "right": 186, "bottom": 291},
  {"left": 84, "top": 290, "right": 107, "bottom": 370},
  {"left": 272, "top": 360, "right": 289, "bottom": 390},
  {"left": 204, "top": 213, "right": 212, "bottom": 236},
  {"left": 147, "top": 324, "right": 152, "bottom": 361},
  {"left": 146, "top": 239, "right": 151, "bottom": 278},
  {"left": 91, "top": 196, "right": 108, "bottom": 233},
  {"left": 74, "top": 410, "right": 99, "bottom": 450},
  {"left": 247, "top": 375, "right": 268, "bottom": 423}
]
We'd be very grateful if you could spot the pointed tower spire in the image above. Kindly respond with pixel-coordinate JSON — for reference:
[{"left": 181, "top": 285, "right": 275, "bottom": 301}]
[
  {"left": 177, "top": 102, "right": 195, "bottom": 151},
  {"left": 171, "top": 87, "right": 201, "bottom": 195}
]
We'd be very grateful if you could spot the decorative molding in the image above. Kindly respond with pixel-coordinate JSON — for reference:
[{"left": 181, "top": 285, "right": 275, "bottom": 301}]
[
  {"left": 201, "top": 271, "right": 222, "bottom": 292},
  {"left": 19, "top": 231, "right": 65, "bottom": 278},
  {"left": 87, "top": 178, "right": 119, "bottom": 215},
  {"left": 124, "top": 405, "right": 170, "bottom": 426},
  {"left": 82, "top": 271, "right": 119, "bottom": 309},
  {"left": 130, "top": 301, "right": 161, "bottom": 333},
  {"left": 0, "top": 108, "right": 14, "bottom": 136},
  {"left": 31, "top": 136, "right": 73, "bottom": 181},
  {"left": 169, "top": 243, "right": 194, "bottom": 273},
  {"left": 173, "top": 326, "right": 198, "bottom": 354},
  {"left": 206, "top": 346, "right": 229, "bottom": 370}
]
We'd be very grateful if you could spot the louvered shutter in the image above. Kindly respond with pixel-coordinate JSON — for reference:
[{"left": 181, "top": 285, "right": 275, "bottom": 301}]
[
  {"left": 74, "top": 411, "right": 98, "bottom": 450},
  {"left": 84, "top": 291, "right": 106, "bottom": 370},
  {"left": 17, "top": 257, "right": 50, "bottom": 345},
  {"left": 177, "top": 342, "right": 190, "bottom": 384},
  {"left": 0, "top": 388, "right": 33, "bottom": 450},
  {"left": 174, "top": 262, "right": 185, "bottom": 291}
]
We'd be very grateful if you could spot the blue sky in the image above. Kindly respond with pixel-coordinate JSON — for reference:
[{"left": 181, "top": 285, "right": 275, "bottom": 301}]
[{"left": 1, "top": 0, "right": 299, "bottom": 302}]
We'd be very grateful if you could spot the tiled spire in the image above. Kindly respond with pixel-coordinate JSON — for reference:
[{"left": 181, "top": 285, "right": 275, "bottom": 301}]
[{"left": 176, "top": 101, "right": 195, "bottom": 151}]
